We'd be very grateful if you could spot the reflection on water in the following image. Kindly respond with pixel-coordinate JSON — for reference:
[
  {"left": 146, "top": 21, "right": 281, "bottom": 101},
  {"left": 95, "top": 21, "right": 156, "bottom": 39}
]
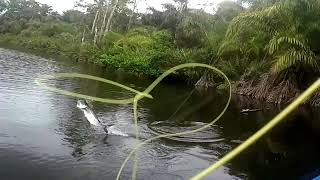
[{"left": 0, "top": 48, "right": 320, "bottom": 180}]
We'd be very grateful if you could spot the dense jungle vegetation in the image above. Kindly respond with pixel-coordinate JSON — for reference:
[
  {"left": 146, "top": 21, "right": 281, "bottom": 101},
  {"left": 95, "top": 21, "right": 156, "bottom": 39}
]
[{"left": 1, "top": 0, "right": 320, "bottom": 105}]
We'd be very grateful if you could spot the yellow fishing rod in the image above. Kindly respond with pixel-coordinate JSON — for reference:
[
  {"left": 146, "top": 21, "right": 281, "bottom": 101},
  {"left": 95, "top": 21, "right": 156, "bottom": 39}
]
[{"left": 191, "top": 79, "right": 320, "bottom": 180}]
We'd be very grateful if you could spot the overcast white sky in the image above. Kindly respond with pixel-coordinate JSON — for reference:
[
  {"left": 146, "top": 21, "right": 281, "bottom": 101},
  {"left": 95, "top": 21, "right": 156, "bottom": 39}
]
[{"left": 35, "top": 0, "right": 231, "bottom": 14}]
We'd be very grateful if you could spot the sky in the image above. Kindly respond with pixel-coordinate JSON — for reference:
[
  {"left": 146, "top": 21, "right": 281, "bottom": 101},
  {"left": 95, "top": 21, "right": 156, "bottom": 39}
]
[{"left": 35, "top": 0, "right": 231, "bottom": 14}]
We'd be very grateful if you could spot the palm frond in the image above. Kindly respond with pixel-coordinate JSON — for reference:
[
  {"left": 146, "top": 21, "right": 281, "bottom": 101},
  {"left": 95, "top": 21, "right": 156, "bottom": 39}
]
[
  {"left": 226, "top": 4, "right": 285, "bottom": 38},
  {"left": 267, "top": 36, "right": 308, "bottom": 54},
  {"left": 272, "top": 48, "right": 318, "bottom": 73},
  {"left": 218, "top": 39, "right": 240, "bottom": 56}
]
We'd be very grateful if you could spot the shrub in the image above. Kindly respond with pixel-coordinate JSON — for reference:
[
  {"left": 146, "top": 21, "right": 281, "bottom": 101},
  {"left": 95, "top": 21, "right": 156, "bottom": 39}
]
[{"left": 98, "top": 28, "right": 182, "bottom": 76}]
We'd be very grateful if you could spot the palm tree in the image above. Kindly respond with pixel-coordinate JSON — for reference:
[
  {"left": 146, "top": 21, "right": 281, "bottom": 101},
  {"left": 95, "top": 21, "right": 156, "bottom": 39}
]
[{"left": 223, "top": 0, "right": 320, "bottom": 74}]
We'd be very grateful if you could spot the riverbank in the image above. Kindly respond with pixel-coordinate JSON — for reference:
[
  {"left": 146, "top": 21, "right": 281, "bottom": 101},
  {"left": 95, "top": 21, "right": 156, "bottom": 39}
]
[
  {"left": 0, "top": 34, "right": 100, "bottom": 62},
  {"left": 0, "top": 32, "right": 196, "bottom": 77},
  {"left": 233, "top": 72, "right": 320, "bottom": 107},
  {"left": 0, "top": 32, "right": 211, "bottom": 80},
  {"left": 1, "top": 34, "right": 320, "bottom": 107}
]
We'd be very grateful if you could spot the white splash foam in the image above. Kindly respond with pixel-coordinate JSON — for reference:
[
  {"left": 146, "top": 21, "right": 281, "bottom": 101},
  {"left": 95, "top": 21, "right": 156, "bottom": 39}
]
[{"left": 107, "top": 126, "right": 129, "bottom": 137}]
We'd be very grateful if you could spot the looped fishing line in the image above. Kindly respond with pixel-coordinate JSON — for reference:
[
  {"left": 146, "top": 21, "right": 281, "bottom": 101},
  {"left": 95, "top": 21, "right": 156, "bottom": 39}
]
[
  {"left": 35, "top": 63, "right": 320, "bottom": 180},
  {"left": 115, "top": 63, "right": 232, "bottom": 180},
  {"left": 35, "top": 63, "right": 231, "bottom": 180}
]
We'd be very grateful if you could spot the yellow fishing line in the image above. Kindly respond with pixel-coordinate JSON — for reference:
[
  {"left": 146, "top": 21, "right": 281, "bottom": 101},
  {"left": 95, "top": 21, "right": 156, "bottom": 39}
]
[
  {"left": 132, "top": 97, "right": 140, "bottom": 180},
  {"left": 116, "top": 63, "right": 232, "bottom": 180},
  {"left": 34, "top": 63, "right": 318, "bottom": 180},
  {"left": 35, "top": 63, "right": 231, "bottom": 180},
  {"left": 35, "top": 73, "right": 152, "bottom": 104}
]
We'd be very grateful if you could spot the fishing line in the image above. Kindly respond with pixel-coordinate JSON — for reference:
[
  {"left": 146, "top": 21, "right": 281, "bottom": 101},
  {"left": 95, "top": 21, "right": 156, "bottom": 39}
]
[
  {"left": 35, "top": 73, "right": 152, "bottom": 104},
  {"left": 35, "top": 63, "right": 261, "bottom": 180},
  {"left": 191, "top": 79, "right": 320, "bottom": 180},
  {"left": 35, "top": 63, "right": 320, "bottom": 180},
  {"left": 116, "top": 63, "right": 232, "bottom": 180},
  {"left": 165, "top": 89, "right": 195, "bottom": 123},
  {"left": 132, "top": 96, "right": 141, "bottom": 180},
  {"left": 35, "top": 63, "right": 231, "bottom": 180}
]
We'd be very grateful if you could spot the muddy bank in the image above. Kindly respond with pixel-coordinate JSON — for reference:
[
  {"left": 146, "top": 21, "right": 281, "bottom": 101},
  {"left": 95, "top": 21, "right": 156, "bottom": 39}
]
[
  {"left": 233, "top": 73, "right": 320, "bottom": 106},
  {"left": 194, "top": 71, "right": 320, "bottom": 107}
]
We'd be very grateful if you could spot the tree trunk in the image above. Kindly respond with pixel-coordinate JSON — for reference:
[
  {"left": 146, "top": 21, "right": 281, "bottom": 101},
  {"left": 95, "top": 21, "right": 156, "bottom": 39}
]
[
  {"left": 81, "top": 27, "right": 86, "bottom": 45},
  {"left": 105, "top": 0, "right": 119, "bottom": 33},
  {"left": 91, "top": 9, "right": 100, "bottom": 34},
  {"left": 99, "top": 2, "right": 109, "bottom": 40},
  {"left": 94, "top": 23, "right": 99, "bottom": 44},
  {"left": 127, "top": 0, "right": 137, "bottom": 30},
  {"left": 93, "top": 10, "right": 101, "bottom": 44}
]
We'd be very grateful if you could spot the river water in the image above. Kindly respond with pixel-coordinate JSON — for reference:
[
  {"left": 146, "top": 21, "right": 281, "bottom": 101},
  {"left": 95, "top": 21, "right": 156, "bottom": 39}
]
[{"left": 1, "top": 48, "right": 320, "bottom": 180}]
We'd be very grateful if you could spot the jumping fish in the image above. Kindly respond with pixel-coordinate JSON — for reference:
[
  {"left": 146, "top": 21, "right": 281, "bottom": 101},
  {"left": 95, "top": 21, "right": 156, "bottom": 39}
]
[
  {"left": 76, "top": 100, "right": 128, "bottom": 136},
  {"left": 77, "top": 100, "right": 101, "bottom": 126}
]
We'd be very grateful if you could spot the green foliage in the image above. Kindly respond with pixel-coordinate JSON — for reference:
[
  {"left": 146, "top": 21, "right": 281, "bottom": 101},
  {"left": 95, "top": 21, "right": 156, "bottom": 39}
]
[
  {"left": 100, "top": 31, "right": 124, "bottom": 49},
  {"left": 39, "top": 22, "right": 78, "bottom": 37},
  {"left": 2, "top": 0, "right": 320, "bottom": 91},
  {"left": 97, "top": 28, "right": 183, "bottom": 76},
  {"left": 0, "top": 33, "right": 101, "bottom": 62},
  {"left": 141, "top": 5, "right": 179, "bottom": 31},
  {"left": 220, "top": 0, "right": 320, "bottom": 80},
  {"left": 62, "top": 10, "right": 85, "bottom": 24},
  {"left": 175, "top": 17, "right": 207, "bottom": 48},
  {"left": 0, "top": 0, "right": 61, "bottom": 34},
  {"left": 267, "top": 35, "right": 318, "bottom": 72}
]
